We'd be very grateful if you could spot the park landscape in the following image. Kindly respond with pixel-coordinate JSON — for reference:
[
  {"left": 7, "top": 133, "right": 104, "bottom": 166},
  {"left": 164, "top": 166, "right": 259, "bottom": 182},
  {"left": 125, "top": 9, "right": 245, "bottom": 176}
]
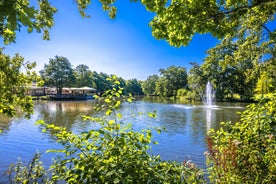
[{"left": 0, "top": 0, "right": 276, "bottom": 183}]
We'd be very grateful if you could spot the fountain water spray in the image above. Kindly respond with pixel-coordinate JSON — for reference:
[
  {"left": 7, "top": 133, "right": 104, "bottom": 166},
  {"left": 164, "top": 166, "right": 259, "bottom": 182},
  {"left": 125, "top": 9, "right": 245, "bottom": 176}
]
[{"left": 205, "top": 81, "right": 213, "bottom": 107}]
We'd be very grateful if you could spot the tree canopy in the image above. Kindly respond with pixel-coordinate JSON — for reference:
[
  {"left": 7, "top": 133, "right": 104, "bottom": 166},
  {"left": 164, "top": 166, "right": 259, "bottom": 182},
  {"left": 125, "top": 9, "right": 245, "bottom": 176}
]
[
  {"left": 2, "top": 0, "right": 275, "bottom": 46},
  {"left": 75, "top": 64, "right": 95, "bottom": 88},
  {"left": 142, "top": 74, "right": 159, "bottom": 96},
  {"left": 155, "top": 65, "right": 187, "bottom": 98},
  {"left": 40, "top": 56, "right": 76, "bottom": 95},
  {"left": 0, "top": 0, "right": 117, "bottom": 44},
  {"left": 125, "top": 78, "right": 143, "bottom": 95},
  {"left": 141, "top": 0, "right": 276, "bottom": 47},
  {"left": 0, "top": 49, "right": 38, "bottom": 117}
]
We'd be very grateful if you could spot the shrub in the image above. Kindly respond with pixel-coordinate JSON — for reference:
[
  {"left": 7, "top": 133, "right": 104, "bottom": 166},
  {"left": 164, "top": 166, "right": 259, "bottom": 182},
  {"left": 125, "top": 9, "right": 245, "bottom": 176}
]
[
  {"left": 176, "top": 89, "right": 188, "bottom": 100},
  {"left": 206, "top": 93, "right": 276, "bottom": 183}
]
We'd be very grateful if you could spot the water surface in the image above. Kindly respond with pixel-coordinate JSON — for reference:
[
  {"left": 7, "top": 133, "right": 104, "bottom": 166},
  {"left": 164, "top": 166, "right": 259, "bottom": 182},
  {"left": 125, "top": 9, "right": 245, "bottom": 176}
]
[{"left": 0, "top": 97, "right": 246, "bottom": 183}]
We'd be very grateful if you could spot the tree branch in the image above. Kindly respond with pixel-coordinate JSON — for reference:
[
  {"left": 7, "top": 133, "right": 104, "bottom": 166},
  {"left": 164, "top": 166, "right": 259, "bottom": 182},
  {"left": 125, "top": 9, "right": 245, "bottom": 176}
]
[
  {"left": 219, "top": 0, "right": 275, "bottom": 16},
  {"left": 262, "top": 24, "right": 271, "bottom": 33}
]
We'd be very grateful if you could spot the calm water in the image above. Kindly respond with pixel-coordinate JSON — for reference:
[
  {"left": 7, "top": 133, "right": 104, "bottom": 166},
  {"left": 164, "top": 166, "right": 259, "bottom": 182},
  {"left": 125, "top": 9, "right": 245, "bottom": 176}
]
[{"left": 0, "top": 97, "right": 246, "bottom": 183}]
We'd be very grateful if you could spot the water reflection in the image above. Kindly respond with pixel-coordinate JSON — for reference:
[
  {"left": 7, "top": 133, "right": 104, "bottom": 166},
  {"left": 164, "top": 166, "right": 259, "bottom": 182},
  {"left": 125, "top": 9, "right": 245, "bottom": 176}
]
[
  {"left": 205, "top": 107, "right": 216, "bottom": 131},
  {"left": 36, "top": 101, "right": 96, "bottom": 131},
  {"left": 0, "top": 114, "right": 13, "bottom": 134}
]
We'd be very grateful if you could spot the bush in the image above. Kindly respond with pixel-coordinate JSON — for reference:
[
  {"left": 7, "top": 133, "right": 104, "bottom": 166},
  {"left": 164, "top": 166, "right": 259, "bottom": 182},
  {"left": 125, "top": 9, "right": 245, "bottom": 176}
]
[
  {"left": 206, "top": 93, "right": 276, "bottom": 183},
  {"left": 176, "top": 89, "right": 189, "bottom": 100}
]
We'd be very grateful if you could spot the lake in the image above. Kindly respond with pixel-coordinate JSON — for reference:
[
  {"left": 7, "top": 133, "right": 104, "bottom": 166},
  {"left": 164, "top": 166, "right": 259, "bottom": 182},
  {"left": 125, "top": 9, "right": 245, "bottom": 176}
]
[{"left": 0, "top": 97, "right": 246, "bottom": 183}]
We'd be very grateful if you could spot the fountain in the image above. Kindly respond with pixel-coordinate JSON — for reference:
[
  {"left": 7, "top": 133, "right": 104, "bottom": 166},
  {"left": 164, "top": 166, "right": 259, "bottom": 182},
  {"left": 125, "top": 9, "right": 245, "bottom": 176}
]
[
  {"left": 205, "top": 81, "right": 213, "bottom": 107},
  {"left": 204, "top": 81, "right": 215, "bottom": 130},
  {"left": 189, "top": 81, "right": 215, "bottom": 107}
]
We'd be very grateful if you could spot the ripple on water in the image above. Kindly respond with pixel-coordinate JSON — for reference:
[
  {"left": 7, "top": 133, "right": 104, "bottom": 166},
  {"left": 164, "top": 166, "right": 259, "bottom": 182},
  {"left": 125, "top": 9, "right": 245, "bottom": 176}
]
[
  {"left": 0, "top": 119, "right": 58, "bottom": 183},
  {"left": 171, "top": 104, "right": 194, "bottom": 109},
  {"left": 0, "top": 100, "right": 246, "bottom": 183}
]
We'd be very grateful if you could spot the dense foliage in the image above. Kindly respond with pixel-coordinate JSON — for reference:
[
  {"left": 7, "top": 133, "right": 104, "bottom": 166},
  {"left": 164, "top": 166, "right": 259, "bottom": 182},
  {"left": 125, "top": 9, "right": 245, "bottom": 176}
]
[
  {"left": 39, "top": 56, "right": 76, "bottom": 95},
  {"left": 157, "top": 65, "right": 187, "bottom": 98},
  {"left": 0, "top": 48, "right": 38, "bottom": 117},
  {"left": 142, "top": 74, "right": 159, "bottom": 96},
  {"left": 141, "top": 0, "right": 276, "bottom": 47},
  {"left": 124, "top": 78, "right": 143, "bottom": 96},
  {"left": 0, "top": 0, "right": 118, "bottom": 44},
  {"left": 74, "top": 64, "right": 96, "bottom": 88},
  {"left": 37, "top": 56, "right": 275, "bottom": 101},
  {"left": 206, "top": 94, "right": 276, "bottom": 183}
]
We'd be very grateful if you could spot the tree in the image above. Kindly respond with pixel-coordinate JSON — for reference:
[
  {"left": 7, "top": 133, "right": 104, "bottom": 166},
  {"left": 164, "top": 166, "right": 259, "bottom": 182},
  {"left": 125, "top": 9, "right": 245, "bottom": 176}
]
[
  {"left": 142, "top": 74, "right": 159, "bottom": 96},
  {"left": 140, "top": 0, "right": 276, "bottom": 47},
  {"left": 74, "top": 64, "right": 95, "bottom": 88},
  {"left": 187, "top": 62, "right": 206, "bottom": 101},
  {"left": 255, "top": 71, "right": 274, "bottom": 95},
  {"left": 40, "top": 56, "right": 76, "bottom": 95},
  {"left": 125, "top": 78, "right": 143, "bottom": 95},
  {"left": 200, "top": 18, "right": 274, "bottom": 101},
  {"left": 0, "top": 0, "right": 118, "bottom": 44},
  {"left": 142, "top": 0, "right": 275, "bottom": 101},
  {"left": 255, "top": 59, "right": 276, "bottom": 94},
  {"left": 0, "top": 48, "right": 38, "bottom": 117},
  {"left": 92, "top": 72, "right": 113, "bottom": 93},
  {"left": 155, "top": 77, "right": 168, "bottom": 97},
  {"left": 2, "top": 0, "right": 275, "bottom": 47},
  {"left": 157, "top": 65, "right": 188, "bottom": 98}
]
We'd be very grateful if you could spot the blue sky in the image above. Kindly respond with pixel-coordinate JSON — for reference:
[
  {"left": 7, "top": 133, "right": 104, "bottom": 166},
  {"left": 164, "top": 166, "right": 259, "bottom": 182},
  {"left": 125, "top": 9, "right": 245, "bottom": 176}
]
[{"left": 2, "top": 0, "right": 219, "bottom": 80}]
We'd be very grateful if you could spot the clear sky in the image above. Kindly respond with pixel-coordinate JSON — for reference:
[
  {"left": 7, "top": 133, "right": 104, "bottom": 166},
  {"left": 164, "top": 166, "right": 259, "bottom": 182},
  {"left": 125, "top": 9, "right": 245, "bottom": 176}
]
[{"left": 2, "top": 0, "right": 219, "bottom": 80}]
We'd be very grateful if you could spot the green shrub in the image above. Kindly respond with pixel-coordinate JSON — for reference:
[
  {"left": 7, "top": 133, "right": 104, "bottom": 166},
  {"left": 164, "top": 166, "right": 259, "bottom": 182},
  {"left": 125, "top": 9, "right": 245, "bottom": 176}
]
[
  {"left": 176, "top": 89, "right": 191, "bottom": 101},
  {"left": 206, "top": 93, "right": 276, "bottom": 183}
]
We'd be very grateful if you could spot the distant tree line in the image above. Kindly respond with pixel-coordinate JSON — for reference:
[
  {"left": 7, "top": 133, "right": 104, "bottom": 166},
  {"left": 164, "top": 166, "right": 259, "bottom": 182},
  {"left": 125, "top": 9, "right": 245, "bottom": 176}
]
[
  {"left": 40, "top": 54, "right": 276, "bottom": 102},
  {"left": 39, "top": 56, "right": 144, "bottom": 96}
]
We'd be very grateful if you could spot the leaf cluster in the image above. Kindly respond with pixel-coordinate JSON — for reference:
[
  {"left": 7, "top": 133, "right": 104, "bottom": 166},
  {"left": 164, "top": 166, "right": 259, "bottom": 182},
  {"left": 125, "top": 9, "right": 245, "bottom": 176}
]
[
  {"left": 0, "top": 0, "right": 56, "bottom": 44},
  {"left": 0, "top": 0, "right": 119, "bottom": 44},
  {"left": 141, "top": 0, "right": 276, "bottom": 47},
  {"left": 0, "top": 48, "right": 39, "bottom": 118}
]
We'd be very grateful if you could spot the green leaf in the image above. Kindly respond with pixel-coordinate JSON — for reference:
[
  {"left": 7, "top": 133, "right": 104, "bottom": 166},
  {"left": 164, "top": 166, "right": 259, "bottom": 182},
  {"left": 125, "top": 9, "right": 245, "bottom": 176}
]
[
  {"left": 115, "top": 92, "right": 120, "bottom": 97},
  {"left": 117, "top": 113, "right": 122, "bottom": 119},
  {"left": 115, "top": 100, "right": 121, "bottom": 108},
  {"left": 105, "top": 98, "right": 111, "bottom": 103},
  {"left": 7, "top": 10, "right": 17, "bottom": 30},
  {"left": 114, "top": 177, "right": 120, "bottom": 183},
  {"left": 106, "top": 109, "right": 112, "bottom": 116},
  {"left": 35, "top": 119, "right": 45, "bottom": 125},
  {"left": 18, "top": 13, "right": 32, "bottom": 26},
  {"left": 127, "top": 98, "right": 132, "bottom": 103},
  {"left": 148, "top": 111, "right": 157, "bottom": 118},
  {"left": 108, "top": 119, "right": 115, "bottom": 126}
]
